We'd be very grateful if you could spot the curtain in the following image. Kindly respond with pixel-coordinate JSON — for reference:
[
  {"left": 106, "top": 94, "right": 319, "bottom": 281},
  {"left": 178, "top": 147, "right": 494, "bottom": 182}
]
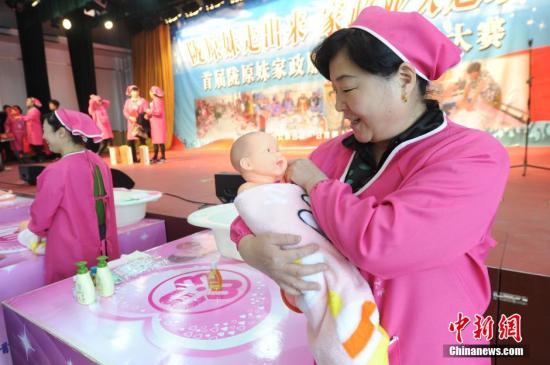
[
  {"left": 531, "top": 46, "right": 550, "bottom": 122},
  {"left": 131, "top": 24, "right": 175, "bottom": 148}
]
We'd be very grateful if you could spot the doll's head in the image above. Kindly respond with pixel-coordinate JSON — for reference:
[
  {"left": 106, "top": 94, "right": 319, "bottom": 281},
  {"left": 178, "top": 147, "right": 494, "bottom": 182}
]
[{"left": 230, "top": 132, "right": 287, "bottom": 184}]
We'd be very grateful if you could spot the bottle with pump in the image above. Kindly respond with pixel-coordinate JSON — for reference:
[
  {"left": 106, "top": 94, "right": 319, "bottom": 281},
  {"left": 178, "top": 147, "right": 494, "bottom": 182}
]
[
  {"left": 75, "top": 261, "right": 96, "bottom": 305},
  {"left": 95, "top": 255, "right": 115, "bottom": 297},
  {"left": 207, "top": 261, "right": 223, "bottom": 292}
]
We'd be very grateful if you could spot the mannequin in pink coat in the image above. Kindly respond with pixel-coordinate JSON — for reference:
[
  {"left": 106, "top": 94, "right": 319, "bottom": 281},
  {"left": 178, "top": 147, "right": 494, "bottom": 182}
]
[
  {"left": 18, "top": 97, "right": 44, "bottom": 162},
  {"left": 145, "top": 86, "right": 167, "bottom": 163},
  {"left": 89, "top": 94, "right": 114, "bottom": 155},
  {"left": 5, "top": 106, "right": 26, "bottom": 161},
  {"left": 123, "top": 85, "right": 147, "bottom": 162}
]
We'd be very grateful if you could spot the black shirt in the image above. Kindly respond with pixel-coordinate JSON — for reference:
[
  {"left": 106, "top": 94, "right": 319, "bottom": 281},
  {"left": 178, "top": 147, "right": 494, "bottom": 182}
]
[{"left": 341, "top": 100, "right": 444, "bottom": 193}]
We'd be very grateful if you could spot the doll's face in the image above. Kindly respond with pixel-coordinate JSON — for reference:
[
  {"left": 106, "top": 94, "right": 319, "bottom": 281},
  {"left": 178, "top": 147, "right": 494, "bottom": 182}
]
[{"left": 234, "top": 132, "right": 287, "bottom": 182}]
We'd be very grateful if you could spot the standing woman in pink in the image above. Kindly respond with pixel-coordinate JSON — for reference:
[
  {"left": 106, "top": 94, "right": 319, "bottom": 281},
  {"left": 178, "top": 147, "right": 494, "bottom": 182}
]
[
  {"left": 123, "top": 85, "right": 147, "bottom": 162},
  {"left": 146, "top": 86, "right": 167, "bottom": 163},
  {"left": 18, "top": 97, "right": 44, "bottom": 162},
  {"left": 25, "top": 109, "right": 120, "bottom": 283},
  {"left": 5, "top": 106, "right": 26, "bottom": 162},
  {"left": 88, "top": 94, "right": 114, "bottom": 155}
]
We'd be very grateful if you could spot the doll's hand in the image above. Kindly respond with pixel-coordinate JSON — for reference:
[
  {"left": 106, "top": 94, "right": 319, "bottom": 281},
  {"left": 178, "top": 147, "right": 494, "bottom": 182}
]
[
  {"left": 238, "top": 233, "right": 327, "bottom": 296},
  {"left": 286, "top": 159, "right": 327, "bottom": 195}
]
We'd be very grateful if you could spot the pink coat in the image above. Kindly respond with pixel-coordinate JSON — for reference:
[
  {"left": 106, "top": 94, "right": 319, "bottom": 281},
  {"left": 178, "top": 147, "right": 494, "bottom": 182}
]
[
  {"left": 123, "top": 97, "right": 147, "bottom": 141},
  {"left": 5, "top": 115, "right": 26, "bottom": 151},
  {"left": 29, "top": 150, "right": 120, "bottom": 284},
  {"left": 148, "top": 97, "right": 166, "bottom": 144},
  {"left": 20, "top": 106, "right": 42, "bottom": 145},
  {"left": 231, "top": 118, "right": 510, "bottom": 365},
  {"left": 88, "top": 99, "right": 114, "bottom": 140}
]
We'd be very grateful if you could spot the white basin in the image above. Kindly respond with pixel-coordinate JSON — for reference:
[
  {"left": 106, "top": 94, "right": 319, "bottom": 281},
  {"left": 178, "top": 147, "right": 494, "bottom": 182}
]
[
  {"left": 187, "top": 203, "right": 242, "bottom": 260},
  {"left": 113, "top": 188, "right": 162, "bottom": 227}
]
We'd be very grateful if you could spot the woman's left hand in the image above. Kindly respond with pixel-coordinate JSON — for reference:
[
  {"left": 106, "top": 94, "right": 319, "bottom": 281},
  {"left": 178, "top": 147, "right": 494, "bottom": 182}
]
[{"left": 286, "top": 159, "right": 327, "bottom": 195}]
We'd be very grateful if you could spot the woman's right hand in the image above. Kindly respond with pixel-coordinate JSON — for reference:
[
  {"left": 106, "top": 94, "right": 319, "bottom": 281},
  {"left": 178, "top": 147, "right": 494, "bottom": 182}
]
[{"left": 238, "top": 233, "right": 327, "bottom": 296}]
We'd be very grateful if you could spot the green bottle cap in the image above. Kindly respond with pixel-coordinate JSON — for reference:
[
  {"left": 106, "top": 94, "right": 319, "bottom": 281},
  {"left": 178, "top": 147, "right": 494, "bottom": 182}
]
[
  {"left": 97, "top": 256, "right": 109, "bottom": 268},
  {"left": 76, "top": 261, "right": 88, "bottom": 274}
]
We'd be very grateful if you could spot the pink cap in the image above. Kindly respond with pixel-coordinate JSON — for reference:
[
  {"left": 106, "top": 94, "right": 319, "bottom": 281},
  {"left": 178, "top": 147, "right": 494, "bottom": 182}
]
[
  {"left": 89, "top": 94, "right": 102, "bottom": 102},
  {"left": 350, "top": 6, "right": 461, "bottom": 80},
  {"left": 150, "top": 86, "right": 164, "bottom": 97},
  {"left": 126, "top": 85, "right": 138, "bottom": 96},
  {"left": 30, "top": 97, "right": 42, "bottom": 108},
  {"left": 55, "top": 108, "right": 103, "bottom": 143}
]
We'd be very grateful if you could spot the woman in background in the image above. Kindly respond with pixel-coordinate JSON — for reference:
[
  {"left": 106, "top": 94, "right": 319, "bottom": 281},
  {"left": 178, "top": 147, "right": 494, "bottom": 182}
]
[
  {"left": 145, "top": 86, "right": 167, "bottom": 163},
  {"left": 123, "top": 85, "right": 147, "bottom": 162},
  {"left": 89, "top": 94, "right": 114, "bottom": 155}
]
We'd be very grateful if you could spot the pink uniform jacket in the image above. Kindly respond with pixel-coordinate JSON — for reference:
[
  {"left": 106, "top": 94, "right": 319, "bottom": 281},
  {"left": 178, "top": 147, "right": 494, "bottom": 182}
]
[
  {"left": 20, "top": 106, "right": 42, "bottom": 146},
  {"left": 123, "top": 97, "right": 147, "bottom": 141},
  {"left": 231, "top": 118, "right": 509, "bottom": 365},
  {"left": 89, "top": 99, "right": 114, "bottom": 140},
  {"left": 5, "top": 115, "right": 26, "bottom": 152},
  {"left": 29, "top": 150, "right": 120, "bottom": 284},
  {"left": 148, "top": 97, "right": 166, "bottom": 144}
]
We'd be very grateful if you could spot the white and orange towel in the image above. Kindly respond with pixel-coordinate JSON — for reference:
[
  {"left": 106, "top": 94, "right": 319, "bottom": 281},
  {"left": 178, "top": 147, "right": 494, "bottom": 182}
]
[{"left": 234, "top": 183, "right": 388, "bottom": 365}]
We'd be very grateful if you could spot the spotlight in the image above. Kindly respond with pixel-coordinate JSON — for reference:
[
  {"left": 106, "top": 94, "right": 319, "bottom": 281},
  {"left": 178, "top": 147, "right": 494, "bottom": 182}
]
[
  {"left": 104, "top": 20, "right": 114, "bottom": 29},
  {"left": 62, "top": 18, "right": 72, "bottom": 30},
  {"left": 183, "top": 2, "right": 202, "bottom": 18},
  {"left": 163, "top": 8, "right": 182, "bottom": 24},
  {"left": 31, "top": 0, "right": 40, "bottom": 7},
  {"left": 205, "top": 0, "right": 225, "bottom": 12}
]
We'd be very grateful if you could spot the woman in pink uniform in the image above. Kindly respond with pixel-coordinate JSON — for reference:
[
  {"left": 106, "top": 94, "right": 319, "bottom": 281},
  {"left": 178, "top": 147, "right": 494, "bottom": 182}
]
[
  {"left": 88, "top": 94, "right": 114, "bottom": 155},
  {"left": 18, "top": 97, "right": 44, "bottom": 162},
  {"left": 231, "top": 7, "right": 509, "bottom": 365},
  {"left": 5, "top": 106, "right": 26, "bottom": 162},
  {"left": 27, "top": 109, "right": 120, "bottom": 283},
  {"left": 145, "top": 86, "right": 167, "bottom": 163},
  {"left": 123, "top": 85, "right": 147, "bottom": 162}
]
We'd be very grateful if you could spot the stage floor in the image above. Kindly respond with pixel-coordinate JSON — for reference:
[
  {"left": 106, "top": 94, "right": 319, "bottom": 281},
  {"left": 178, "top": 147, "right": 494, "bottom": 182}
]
[{"left": 1, "top": 143, "right": 549, "bottom": 274}]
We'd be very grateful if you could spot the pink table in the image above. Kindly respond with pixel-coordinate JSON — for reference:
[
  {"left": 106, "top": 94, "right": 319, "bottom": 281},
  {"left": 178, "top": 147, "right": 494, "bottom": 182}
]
[
  {"left": 0, "top": 197, "right": 33, "bottom": 225},
  {"left": 0, "top": 218, "right": 166, "bottom": 365},
  {"left": 2, "top": 231, "right": 312, "bottom": 365}
]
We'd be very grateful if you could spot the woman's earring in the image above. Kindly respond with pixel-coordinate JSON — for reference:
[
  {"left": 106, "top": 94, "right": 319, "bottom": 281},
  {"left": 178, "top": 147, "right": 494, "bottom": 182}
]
[{"left": 401, "top": 93, "right": 408, "bottom": 103}]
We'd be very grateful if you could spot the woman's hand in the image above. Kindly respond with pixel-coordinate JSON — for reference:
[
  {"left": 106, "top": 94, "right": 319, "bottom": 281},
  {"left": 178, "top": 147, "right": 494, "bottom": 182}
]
[
  {"left": 18, "top": 220, "right": 29, "bottom": 232},
  {"left": 238, "top": 233, "right": 327, "bottom": 296},
  {"left": 286, "top": 159, "right": 327, "bottom": 195}
]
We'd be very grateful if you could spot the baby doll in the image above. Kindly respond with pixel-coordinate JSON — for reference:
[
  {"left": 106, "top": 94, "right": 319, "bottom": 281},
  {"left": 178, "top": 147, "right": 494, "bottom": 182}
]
[{"left": 230, "top": 132, "right": 388, "bottom": 365}]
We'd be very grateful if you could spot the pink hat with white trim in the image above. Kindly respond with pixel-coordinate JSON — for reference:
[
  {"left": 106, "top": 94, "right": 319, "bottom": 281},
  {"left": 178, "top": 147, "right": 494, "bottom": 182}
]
[
  {"left": 55, "top": 108, "right": 103, "bottom": 143},
  {"left": 30, "top": 97, "right": 42, "bottom": 108},
  {"left": 350, "top": 6, "right": 461, "bottom": 81},
  {"left": 126, "top": 85, "right": 138, "bottom": 96},
  {"left": 150, "top": 86, "right": 164, "bottom": 97}
]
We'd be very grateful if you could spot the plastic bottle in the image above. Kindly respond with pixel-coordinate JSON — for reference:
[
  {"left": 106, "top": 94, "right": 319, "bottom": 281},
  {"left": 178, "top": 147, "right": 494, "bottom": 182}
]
[
  {"left": 95, "top": 256, "right": 115, "bottom": 297},
  {"left": 207, "top": 261, "right": 223, "bottom": 292},
  {"left": 75, "top": 261, "right": 96, "bottom": 305}
]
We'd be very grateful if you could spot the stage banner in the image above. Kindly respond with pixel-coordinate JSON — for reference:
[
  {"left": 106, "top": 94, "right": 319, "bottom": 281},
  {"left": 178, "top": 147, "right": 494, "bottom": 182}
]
[{"left": 172, "top": 0, "right": 550, "bottom": 148}]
